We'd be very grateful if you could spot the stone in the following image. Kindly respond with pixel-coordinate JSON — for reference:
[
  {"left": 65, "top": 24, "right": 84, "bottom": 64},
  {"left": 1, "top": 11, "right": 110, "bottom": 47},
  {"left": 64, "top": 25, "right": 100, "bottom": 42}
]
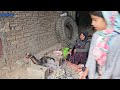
[
  {"left": 27, "top": 63, "right": 49, "bottom": 79},
  {"left": 15, "top": 60, "right": 25, "bottom": 67},
  {"left": 2, "top": 66, "right": 10, "bottom": 70}
]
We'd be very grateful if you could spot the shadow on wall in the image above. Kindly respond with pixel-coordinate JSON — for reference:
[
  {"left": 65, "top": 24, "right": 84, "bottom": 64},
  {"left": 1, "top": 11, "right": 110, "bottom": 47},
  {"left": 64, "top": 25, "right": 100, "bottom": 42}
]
[{"left": 76, "top": 11, "right": 91, "bottom": 28}]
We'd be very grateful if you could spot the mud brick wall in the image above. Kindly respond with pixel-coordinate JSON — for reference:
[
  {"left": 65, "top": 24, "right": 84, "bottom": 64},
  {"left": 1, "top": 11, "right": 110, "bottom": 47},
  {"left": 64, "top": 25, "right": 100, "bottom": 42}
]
[{"left": 0, "top": 11, "right": 62, "bottom": 65}]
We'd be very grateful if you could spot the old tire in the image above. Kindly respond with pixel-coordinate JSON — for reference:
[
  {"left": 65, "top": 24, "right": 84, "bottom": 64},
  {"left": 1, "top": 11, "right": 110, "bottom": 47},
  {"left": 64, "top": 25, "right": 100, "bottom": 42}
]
[{"left": 55, "top": 16, "right": 78, "bottom": 47}]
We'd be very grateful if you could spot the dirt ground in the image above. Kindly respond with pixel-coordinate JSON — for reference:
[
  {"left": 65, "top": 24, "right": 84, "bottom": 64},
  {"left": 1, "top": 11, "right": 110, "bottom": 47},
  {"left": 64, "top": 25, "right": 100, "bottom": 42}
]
[
  {"left": 0, "top": 61, "right": 82, "bottom": 79},
  {"left": 0, "top": 48, "right": 82, "bottom": 79},
  {"left": 0, "top": 63, "right": 29, "bottom": 79},
  {"left": 0, "top": 43, "right": 62, "bottom": 79}
]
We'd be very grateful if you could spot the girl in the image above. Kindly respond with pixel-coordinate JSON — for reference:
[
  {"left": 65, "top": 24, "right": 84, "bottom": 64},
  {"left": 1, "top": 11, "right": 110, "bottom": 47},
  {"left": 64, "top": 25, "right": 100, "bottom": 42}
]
[{"left": 81, "top": 11, "right": 120, "bottom": 79}]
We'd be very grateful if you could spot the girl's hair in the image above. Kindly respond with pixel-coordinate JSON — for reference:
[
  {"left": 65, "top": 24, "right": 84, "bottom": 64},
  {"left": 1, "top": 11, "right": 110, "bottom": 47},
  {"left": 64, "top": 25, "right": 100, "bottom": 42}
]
[{"left": 89, "top": 11, "right": 104, "bottom": 18}]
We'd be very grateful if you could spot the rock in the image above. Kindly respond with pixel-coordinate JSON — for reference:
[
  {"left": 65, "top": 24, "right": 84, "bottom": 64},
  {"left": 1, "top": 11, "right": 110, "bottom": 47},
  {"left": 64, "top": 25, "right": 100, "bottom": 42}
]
[
  {"left": 2, "top": 66, "right": 10, "bottom": 70},
  {"left": 15, "top": 60, "right": 25, "bottom": 67}
]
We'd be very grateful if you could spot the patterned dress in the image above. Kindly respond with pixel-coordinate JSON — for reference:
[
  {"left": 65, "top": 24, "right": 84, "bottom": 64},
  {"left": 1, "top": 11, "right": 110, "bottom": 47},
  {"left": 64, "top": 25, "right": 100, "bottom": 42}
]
[{"left": 67, "top": 40, "right": 90, "bottom": 65}]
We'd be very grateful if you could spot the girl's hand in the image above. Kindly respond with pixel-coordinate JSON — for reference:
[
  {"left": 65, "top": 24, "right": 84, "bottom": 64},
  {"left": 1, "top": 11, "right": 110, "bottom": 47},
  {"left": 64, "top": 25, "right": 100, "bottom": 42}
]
[
  {"left": 68, "top": 49, "right": 72, "bottom": 55},
  {"left": 74, "top": 49, "right": 76, "bottom": 53}
]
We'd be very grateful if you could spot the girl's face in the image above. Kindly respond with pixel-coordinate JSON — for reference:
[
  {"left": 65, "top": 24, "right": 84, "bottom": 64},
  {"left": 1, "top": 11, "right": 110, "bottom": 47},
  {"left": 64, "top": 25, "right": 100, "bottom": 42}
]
[
  {"left": 91, "top": 15, "right": 107, "bottom": 30},
  {"left": 80, "top": 33, "right": 85, "bottom": 41}
]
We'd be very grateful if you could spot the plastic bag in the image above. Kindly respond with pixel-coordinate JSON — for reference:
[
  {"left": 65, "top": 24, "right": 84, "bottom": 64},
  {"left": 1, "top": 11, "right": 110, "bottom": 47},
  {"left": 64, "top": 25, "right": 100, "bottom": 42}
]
[{"left": 62, "top": 47, "right": 69, "bottom": 59}]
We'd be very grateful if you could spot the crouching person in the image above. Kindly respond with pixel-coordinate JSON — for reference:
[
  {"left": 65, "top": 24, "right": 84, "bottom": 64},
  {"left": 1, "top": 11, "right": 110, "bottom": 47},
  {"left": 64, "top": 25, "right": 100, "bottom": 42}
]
[{"left": 66, "top": 31, "right": 90, "bottom": 66}]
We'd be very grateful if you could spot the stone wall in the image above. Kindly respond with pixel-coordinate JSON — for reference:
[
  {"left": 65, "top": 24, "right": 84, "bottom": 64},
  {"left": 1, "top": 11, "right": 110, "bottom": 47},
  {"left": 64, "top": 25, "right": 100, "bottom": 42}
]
[{"left": 0, "top": 11, "right": 62, "bottom": 66}]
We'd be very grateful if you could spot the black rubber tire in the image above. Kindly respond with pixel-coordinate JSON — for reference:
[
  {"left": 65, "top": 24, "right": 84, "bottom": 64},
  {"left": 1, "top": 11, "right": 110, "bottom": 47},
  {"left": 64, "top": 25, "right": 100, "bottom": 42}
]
[{"left": 55, "top": 16, "right": 78, "bottom": 47}]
